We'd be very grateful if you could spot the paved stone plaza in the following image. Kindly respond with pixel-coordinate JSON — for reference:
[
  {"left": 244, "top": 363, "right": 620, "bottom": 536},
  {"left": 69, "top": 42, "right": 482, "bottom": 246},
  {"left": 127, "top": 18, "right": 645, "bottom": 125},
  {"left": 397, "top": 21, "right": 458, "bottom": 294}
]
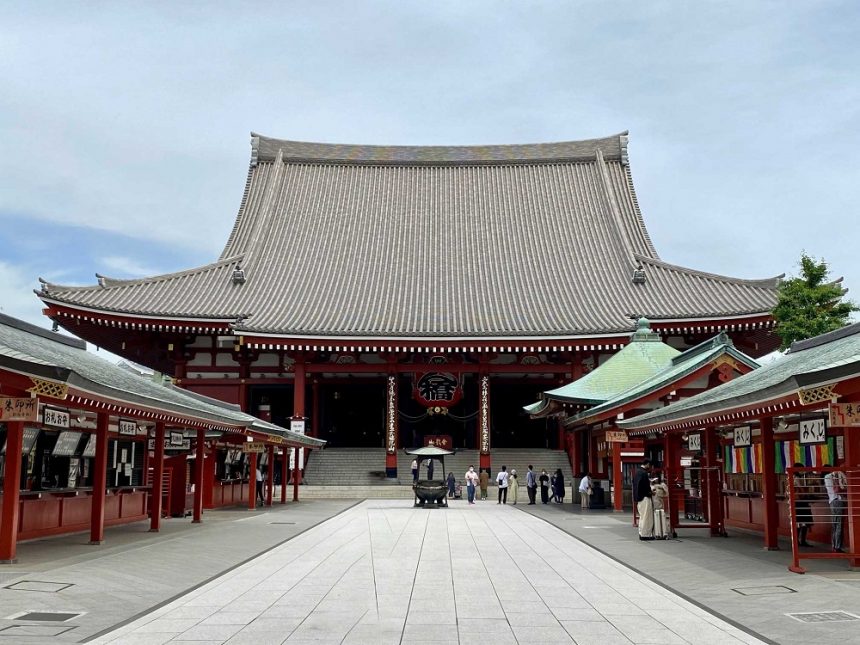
[{"left": 89, "top": 501, "right": 762, "bottom": 645}]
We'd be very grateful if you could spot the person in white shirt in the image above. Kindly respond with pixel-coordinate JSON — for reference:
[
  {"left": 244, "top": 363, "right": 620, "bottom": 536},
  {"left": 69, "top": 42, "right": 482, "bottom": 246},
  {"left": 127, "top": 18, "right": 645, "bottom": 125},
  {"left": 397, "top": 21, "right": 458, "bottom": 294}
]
[
  {"left": 578, "top": 472, "right": 592, "bottom": 510},
  {"left": 411, "top": 459, "right": 419, "bottom": 483},
  {"left": 255, "top": 465, "right": 264, "bottom": 507},
  {"left": 465, "top": 466, "right": 479, "bottom": 504},
  {"left": 824, "top": 461, "right": 849, "bottom": 552},
  {"left": 496, "top": 466, "right": 509, "bottom": 504}
]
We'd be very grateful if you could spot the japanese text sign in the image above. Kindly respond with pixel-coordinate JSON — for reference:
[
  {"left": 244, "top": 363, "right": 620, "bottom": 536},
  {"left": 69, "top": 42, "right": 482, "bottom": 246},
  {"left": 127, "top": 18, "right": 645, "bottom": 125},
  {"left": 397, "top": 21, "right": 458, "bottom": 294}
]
[
  {"left": 733, "top": 426, "right": 751, "bottom": 447},
  {"left": 830, "top": 402, "right": 860, "bottom": 427},
  {"left": 798, "top": 419, "right": 826, "bottom": 444},
  {"left": 0, "top": 397, "right": 38, "bottom": 421}
]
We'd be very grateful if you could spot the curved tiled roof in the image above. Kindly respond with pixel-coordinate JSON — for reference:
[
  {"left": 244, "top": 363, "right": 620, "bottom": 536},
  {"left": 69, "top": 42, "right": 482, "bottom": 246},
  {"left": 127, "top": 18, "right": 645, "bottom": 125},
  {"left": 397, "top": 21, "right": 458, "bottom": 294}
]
[
  {"left": 39, "top": 133, "right": 780, "bottom": 339},
  {"left": 0, "top": 314, "right": 324, "bottom": 447}
]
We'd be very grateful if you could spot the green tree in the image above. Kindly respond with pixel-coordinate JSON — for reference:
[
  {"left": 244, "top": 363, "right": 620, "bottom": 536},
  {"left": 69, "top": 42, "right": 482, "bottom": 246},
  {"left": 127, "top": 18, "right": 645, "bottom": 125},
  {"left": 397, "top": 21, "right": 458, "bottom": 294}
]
[{"left": 772, "top": 254, "right": 858, "bottom": 350}]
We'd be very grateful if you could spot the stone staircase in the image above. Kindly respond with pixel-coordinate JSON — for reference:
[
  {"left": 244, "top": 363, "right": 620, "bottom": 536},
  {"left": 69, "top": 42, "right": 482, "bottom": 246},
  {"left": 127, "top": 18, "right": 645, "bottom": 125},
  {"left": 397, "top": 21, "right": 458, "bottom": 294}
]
[
  {"left": 302, "top": 447, "right": 390, "bottom": 486},
  {"left": 302, "top": 447, "right": 574, "bottom": 497}
]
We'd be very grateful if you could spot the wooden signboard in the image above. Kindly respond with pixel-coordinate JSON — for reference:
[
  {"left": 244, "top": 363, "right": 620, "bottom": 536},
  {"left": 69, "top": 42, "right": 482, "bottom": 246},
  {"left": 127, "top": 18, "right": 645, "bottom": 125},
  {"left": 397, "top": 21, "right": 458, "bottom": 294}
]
[
  {"left": 0, "top": 397, "right": 38, "bottom": 421},
  {"left": 605, "top": 430, "right": 628, "bottom": 443},
  {"left": 733, "top": 426, "right": 751, "bottom": 447},
  {"left": 830, "top": 402, "right": 860, "bottom": 427},
  {"left": 242, "top": 441, "right": 266, "bottom": 453}
]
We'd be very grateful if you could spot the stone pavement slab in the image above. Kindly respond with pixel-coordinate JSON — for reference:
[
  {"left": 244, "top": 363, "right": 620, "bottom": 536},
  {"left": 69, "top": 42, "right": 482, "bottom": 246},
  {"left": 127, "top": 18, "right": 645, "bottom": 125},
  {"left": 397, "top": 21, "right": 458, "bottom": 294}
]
[
  {"left": 89, "top": 499, "right": 766, "bottom": 644},
  {"left": 0, "top": 499, "right": 356, "bottom": 642},
  {"left": 518, "top": 502, "right": 860, "bottom": 645}
]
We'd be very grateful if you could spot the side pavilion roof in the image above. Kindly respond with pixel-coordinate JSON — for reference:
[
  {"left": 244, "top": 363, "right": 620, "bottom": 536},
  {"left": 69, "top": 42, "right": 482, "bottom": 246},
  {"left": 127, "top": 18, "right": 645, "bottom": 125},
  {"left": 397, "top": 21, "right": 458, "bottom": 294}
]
[
  {"left": 564, "top": 331, "right": 759, "bottom": 427},
  {"left": 0, "top": 313, "right": 323, "bottom": 448},
  {"left": 526, "top": 319, "right": 681, "bottom": 416},
  {"left": 38, "top": 132, "right": 780, "bottom": 342},
  {"left": 619, "top": 323, "right": 860, "bottom": 433}
]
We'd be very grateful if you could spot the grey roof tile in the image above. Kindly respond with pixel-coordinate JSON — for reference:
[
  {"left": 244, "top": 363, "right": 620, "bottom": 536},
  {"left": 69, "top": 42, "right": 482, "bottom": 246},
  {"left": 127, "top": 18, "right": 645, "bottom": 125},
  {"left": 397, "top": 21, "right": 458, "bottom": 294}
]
[
  {"left": 0, "top": 314, "right": 323, "bottom": 447},
  {"left": 39, "top": 133, "right": 780, "bottom": 339}
]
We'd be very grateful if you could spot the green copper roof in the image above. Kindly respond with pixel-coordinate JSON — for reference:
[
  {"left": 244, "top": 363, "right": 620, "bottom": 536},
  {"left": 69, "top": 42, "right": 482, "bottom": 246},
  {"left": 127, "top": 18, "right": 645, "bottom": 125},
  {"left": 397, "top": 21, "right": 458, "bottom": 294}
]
[
  {"left": 565, "top": 332, "right": 759, "bottom": 426},
  {"left": 530, "top": 319, "right": 681, "bottom": 409},
  {"left": 619, "top": 322, "right": 860, "bottom": 430}
]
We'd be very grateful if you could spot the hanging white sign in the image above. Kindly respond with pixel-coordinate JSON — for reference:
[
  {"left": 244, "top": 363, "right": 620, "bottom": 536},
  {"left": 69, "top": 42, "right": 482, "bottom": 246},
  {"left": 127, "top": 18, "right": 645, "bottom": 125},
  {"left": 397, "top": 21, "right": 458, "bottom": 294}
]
[
  {"left": 733, "top": 426, "right": 751, "bottom": 448},
  {"left": 798, "top": 419, "right": 826, "bottom": 445},
  {"left": 687, "top": 433, "right": 702, "bottom": 451}
]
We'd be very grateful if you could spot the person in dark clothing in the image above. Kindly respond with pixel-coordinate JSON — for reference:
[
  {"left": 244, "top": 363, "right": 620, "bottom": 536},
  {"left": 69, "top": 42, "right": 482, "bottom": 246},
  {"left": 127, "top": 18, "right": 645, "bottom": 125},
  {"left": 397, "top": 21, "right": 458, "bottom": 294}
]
[
  {"left": 792, "top": 462, "right": 813, "bottom": 546},
  {"left": 447, "top": 471, "right": 456, "bottom": 498},
  {"left": 427, "top": 458, "right": 435, "bottom": 480},
  {"left": 539, "top": 469, "right": 550, "bottom": 503},
  {"left": 633, "top": 459, "right": 654, "bottom": 540},
  {"left": 555, "top": 469, "right": 565, "bottom": 503}
]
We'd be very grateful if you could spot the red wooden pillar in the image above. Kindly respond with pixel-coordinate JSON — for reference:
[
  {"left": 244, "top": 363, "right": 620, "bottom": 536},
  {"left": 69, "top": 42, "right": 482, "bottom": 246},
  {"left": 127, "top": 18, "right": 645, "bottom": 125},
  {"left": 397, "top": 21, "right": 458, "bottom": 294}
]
[
  {"left": 702, "top": 425, "right": 722, "bottom": 536},
  {"left": 841, "top": 425, "right": 860, "bottom": 567},
  {"left": 90, "top": 412, "right": 109, "bottom": 545},
  {"left": 149, "top": 422, "right": 165, "bottom": 532},
  {"left": 280, "top": 448, "right": 288, "bottom": 504},
  {"left": 192, "top": 427, "right": 205, "bottom": 523},
  {"left": 385, "top": 373, "right": 398, "bottom": 478},
  {"left": 478, "top": 374, "right": 491, "bottom": 472},
  {"left": 293, "top": 361, "right": 306, "bottom": 486},
  {"left": 266, "top": 445, "right": 274, "bottom": 506},
  {"left": 248, "top": 451, "right": 258, "bottom": 510},
  {"left": 612, "top": 442, "right": 623, "bottom": 512},
  {"left": 664, "top": 432, "right": 681, "bottom": 531},
  {"left": 0, "top": 421, "right": 24, "bottom": 563},
  {"left": 760, "top": 417, "right": 779, "bottom": 550},
  {"left": 292, "top": 447, "right": 300, "bottom": 502}
]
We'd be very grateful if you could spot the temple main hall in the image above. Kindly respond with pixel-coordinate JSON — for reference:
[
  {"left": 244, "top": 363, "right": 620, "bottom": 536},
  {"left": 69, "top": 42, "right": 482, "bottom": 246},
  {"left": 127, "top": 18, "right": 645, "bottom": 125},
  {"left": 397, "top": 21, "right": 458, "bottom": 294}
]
[{"left": 38, "top": 132, "right": 781, "bottom": 476}]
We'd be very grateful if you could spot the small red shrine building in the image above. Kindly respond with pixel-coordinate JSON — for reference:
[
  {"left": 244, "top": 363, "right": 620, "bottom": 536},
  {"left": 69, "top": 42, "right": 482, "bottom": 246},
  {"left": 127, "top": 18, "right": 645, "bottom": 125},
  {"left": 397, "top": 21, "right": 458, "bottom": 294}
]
[
  {"left": 37, "top": 132, "right": 782, "bottom": 476},
  {"left": 620, "top": 323, "right": 860, "bottom": 568},
  {"left": 0, "top": 314, "right": 321, "bottom": 563}
]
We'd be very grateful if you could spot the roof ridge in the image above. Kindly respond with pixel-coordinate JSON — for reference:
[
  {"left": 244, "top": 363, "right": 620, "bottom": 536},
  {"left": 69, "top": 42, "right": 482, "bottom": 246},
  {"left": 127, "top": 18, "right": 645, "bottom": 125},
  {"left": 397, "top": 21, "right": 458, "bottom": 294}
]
[
  {"left": 595, "top": 148, "right": 638, "bottom": 273},
  {"left": 787, "top": 322, "right": 860, "bottom": 354},
  {"left": 0, "top": 312, "right": 86, "bottom": 349},
  {"left": 250, "top": 131, "right": 629, "bottom": 166},
  {"left": 40, "top": 255, "right": 245, "bottom": 292},
  {"left": 636, "top": 255, "right": 783, "bottom": 287}
]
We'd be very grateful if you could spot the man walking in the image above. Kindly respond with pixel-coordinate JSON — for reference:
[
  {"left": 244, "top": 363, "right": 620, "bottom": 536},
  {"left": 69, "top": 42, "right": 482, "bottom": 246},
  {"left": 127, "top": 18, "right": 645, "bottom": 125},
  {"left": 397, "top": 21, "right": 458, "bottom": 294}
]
[
  {"left": 633, "top": 459, "right": 654, "bottom": 540},
  {"left": 526, "top": 465, "right": 537, "bottom": 504},
  {"left": 824, "top": 462, "right": 849, "bottom": 552}
]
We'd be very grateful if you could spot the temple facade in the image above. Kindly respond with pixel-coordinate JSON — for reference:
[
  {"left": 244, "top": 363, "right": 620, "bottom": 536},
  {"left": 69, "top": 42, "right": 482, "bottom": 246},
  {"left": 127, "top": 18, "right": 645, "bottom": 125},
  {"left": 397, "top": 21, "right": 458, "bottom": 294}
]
[{"left": 38, "top": 132, "right": 781, "bottom": 476}]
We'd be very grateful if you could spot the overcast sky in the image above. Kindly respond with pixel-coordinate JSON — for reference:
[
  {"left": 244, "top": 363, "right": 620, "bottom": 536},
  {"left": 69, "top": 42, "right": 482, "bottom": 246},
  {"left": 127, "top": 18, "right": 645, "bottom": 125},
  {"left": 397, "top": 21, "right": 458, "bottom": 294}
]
[{"left": 1, "top": 1, "right": 858, "bottom": 341}]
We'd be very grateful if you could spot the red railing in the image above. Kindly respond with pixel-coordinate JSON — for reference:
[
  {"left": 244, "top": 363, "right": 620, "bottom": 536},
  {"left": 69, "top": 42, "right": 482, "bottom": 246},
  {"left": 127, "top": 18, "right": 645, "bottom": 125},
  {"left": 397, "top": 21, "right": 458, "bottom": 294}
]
[{"left": 786, "top": 466, "right": 858, "bottom": 574}]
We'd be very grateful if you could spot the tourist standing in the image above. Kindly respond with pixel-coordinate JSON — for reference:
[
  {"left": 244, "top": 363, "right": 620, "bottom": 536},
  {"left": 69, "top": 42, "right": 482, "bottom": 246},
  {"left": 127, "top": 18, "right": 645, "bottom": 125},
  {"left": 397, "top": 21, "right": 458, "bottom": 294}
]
[
  {"left": 555, "top": 469, "right": 565, "bottom": 504},
  {"left": 526, "top": 465, "right": 537, "bottom": 504},
  {"left": 479, "top": 468, "right": 489, "bottom": 500},
  {"left": 509, "top": 469, "right": 519, "bottom": 504},
  {"left": 427, "top": 458, "right": 434, "bottom": 480},
  {"left": 633, "top": 459, "right": 654, "bottom": 540},
  {"left": 465, "top": 466, "right": 479, "bottom": 504},
  {"left": 411, "top": 458, "right": 418, "bottom": 483},
  {"left": 496, "top": 465, "right": 509, "bottom": 504},
  {"left": 792, "top": 462, "right": 814, "bottom": 547},
  {"left": 824, "top": 462, "right": 849, "bottom": 552},
  {"left": 578, "top": 472, "right": 592, "bottom": 510},
  {"left": 255, "top": 464, "right": 264, "bottom": 507},
  {"left": 447, "top": 471, "right": 456, "bottom": 498},
  {"left": 539, "top": 469, "right": 550, "bottom": 504},
  {"left": 651, "top": 474, "right": 670, "bottom": 539}
]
